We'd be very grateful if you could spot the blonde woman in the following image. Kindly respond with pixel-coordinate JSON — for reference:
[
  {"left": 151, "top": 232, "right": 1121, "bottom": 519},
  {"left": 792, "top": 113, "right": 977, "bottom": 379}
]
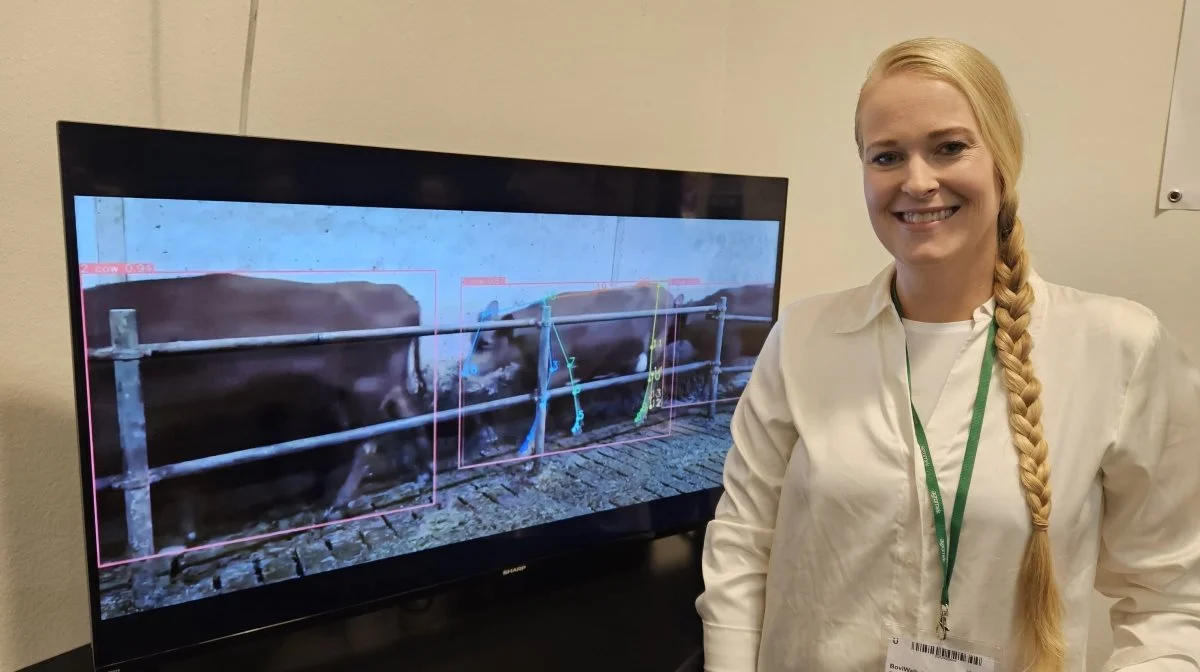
[{"left": 695, "top": 37, "right": 1200, "bottom": 671}]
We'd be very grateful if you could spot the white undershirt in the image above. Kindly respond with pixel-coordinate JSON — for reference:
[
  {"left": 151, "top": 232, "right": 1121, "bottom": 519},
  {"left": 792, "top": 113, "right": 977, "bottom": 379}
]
[{"left": 900, "top": 317, "right": 975, "bottom": 423}]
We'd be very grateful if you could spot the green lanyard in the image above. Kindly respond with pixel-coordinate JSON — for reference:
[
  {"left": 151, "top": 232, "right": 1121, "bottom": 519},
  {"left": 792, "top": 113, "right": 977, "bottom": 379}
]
[{"left": 890, "top": 281, "right": 996, "bottom": 641}]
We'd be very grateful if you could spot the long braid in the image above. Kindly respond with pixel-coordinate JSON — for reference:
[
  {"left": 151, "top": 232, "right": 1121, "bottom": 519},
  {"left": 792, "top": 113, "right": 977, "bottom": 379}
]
[{"left": 992, "top": 206, "right": 1066, "bottom": 670}]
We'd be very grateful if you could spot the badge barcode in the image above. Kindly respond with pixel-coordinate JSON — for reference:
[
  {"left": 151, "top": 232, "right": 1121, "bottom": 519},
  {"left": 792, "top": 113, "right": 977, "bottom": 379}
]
[{"left": 910, "top": 641, "right": 983, "bottom": 666}]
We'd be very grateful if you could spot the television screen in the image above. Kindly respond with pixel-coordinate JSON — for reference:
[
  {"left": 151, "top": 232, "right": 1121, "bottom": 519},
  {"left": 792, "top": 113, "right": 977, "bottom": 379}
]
[{"left": 57, "top": 122, "right": 787, "bottom": 670}]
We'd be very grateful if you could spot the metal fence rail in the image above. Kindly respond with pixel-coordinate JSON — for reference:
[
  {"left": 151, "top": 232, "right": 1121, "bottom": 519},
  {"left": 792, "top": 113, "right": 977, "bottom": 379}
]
[
  {"left": 88, "top": 305, "right": 727, "bottom": 361},
  {"left": 90, "top": 294, "right": 771, "bottom": 594}
]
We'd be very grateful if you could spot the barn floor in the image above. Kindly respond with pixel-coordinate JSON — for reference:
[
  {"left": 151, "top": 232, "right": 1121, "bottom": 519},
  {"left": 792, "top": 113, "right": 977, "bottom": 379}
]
[{"left": 96, "top": 403, "right": 737, "bottom": 620}]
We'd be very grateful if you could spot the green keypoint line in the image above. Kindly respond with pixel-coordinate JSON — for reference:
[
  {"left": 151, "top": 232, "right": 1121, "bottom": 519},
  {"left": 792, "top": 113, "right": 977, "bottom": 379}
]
[
  {"left": 634, "top": 283, "right": 666, "bottom": 426},
  {"left": 550, "top": 318, "right": 584, "bottom": 432},
  {"left": 542, "top": 295, "right": 585, "bottom": 434}
]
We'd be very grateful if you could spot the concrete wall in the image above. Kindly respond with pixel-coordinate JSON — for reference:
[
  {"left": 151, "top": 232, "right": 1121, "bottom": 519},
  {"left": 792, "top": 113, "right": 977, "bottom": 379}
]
[{"left": 75, "top": 196, "right": 779, "bottom": 382}]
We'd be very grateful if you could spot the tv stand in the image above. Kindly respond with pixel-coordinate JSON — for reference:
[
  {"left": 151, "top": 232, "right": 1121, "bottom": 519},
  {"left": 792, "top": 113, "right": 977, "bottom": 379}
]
[{"left": 25, "top": 531, "right": 707, "bottom": 672}]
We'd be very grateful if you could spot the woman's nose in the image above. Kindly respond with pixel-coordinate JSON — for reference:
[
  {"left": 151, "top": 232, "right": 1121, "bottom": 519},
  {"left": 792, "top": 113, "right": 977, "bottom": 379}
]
[{"left": 901, "top": 158, "right": 939, "bottom": 198}]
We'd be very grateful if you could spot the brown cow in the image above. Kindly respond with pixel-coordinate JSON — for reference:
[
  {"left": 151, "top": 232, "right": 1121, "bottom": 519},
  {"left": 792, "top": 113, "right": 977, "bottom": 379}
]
[
  {"left": 673, "top": 283, "right": 775, "bottom": 364},
  {"left": 470, "top": 284, "right": 675, "bottom": 387},
  {"left": 83, "top": 273, "right": 430, "bottom": 558},
  {"left": 465, "top": 284, "right": 675, "bottom": 455}
]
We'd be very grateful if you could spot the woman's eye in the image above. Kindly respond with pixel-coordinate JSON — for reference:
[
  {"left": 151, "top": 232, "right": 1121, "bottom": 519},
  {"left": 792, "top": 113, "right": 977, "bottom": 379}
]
[
  {"left": 940, "top": 141, "right": 968, "bottom": 155},
  {"left": 871, "top": 152, "right": 900, "bottom": 166}
]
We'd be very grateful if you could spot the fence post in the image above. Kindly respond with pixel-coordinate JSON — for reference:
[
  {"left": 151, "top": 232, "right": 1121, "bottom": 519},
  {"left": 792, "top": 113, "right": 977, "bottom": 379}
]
[
  {"left": 709, "top": 297, "right": 727, "bottom": 419},
  {"left": 110, "top": 308, "right": 156, "bottom": 608},
  {"left": 530, "top": 301, "right": 553, "bottom": 471}
]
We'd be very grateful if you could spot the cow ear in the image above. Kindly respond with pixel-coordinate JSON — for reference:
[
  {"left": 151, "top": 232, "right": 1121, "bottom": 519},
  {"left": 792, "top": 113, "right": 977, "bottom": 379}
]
[
  {"left": 379, "top": 391, "right": 401, "bottom": 419},
  {"left": 480, "top": 300, "right": 500, "bottom": 322}
]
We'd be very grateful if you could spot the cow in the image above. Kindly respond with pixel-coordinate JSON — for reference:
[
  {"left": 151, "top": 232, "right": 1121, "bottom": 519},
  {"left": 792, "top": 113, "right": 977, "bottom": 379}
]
[
  {"left": 93, "top": 371, "right": 381, "bottom": 553},
  {"left": 463, "top": 283, "right": 675, "bottom": 462},
  {"left": 82, "top": 273, "right": 430, "bottom": 558},
  {"left": 672, "top": 283, "right": 775, "bottom": 364}
]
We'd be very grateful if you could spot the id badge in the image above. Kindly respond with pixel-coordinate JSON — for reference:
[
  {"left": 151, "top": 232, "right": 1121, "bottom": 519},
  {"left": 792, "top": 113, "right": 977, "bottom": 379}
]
[{"left": 882, "top": 623, "right": 1001, "bottom": 672}]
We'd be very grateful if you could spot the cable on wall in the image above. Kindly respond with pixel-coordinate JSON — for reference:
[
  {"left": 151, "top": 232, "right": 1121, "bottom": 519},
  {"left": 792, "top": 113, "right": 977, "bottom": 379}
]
[{"left": 238, "top": 0, "right": 261, "bottom": 135}]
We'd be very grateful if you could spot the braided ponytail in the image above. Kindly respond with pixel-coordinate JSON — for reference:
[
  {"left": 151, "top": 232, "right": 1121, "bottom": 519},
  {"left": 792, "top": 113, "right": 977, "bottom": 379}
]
[{"left": 994, "top": 205, "right": 1065, "bottom": 670}]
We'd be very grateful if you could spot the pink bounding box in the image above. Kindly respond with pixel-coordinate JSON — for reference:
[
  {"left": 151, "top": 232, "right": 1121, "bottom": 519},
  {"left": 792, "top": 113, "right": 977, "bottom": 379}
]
[
  {"left": 661, "top": 279, "right": 755, "bottom": 412},
  {"left": 456, "top": 278, "right": 676, "bottom": 470},
  {"left": 78, "top": 268, "right": 439, "bottom": 568}
]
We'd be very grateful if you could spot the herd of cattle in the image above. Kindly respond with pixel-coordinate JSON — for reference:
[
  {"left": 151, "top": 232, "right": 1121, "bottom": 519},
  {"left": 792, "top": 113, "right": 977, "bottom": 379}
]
[{"left": 82, "top": 273, "right": 773, "bottom": 560}]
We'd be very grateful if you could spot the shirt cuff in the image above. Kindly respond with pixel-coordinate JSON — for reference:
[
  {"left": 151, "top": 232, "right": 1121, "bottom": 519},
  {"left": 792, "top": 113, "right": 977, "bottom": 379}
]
[{"left": 701, "top": 622, "right": 762, "bottom": 672}]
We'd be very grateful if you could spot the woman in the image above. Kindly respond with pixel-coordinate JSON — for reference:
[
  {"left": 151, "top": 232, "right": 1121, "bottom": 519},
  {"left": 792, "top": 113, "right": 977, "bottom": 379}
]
[{"left": 695, "top": 37, "right": 1200, "bottom": 671}]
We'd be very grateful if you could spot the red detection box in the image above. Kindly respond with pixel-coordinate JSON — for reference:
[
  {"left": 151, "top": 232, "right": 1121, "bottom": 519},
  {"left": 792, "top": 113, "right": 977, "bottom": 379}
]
[
  {"left": 665, "top": 279, "right": 763, "bottom": 412},
  {"left": 78, "top": 268, "right": 439, "bottom": 568},
  {"left": 457, "top": 278, "right": 675, "bottom": 470}
]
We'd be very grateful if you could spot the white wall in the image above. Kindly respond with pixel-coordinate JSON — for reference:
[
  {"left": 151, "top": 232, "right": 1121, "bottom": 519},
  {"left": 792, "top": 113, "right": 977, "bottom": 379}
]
[{"left": 1, "top": 1, "right": 1196, "bottom": 669}]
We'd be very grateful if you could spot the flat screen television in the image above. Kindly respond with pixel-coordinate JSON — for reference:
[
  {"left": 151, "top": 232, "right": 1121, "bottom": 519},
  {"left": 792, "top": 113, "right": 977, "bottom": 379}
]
[{"left": 55, "top": 121, "right": 788, "bottom": 671}]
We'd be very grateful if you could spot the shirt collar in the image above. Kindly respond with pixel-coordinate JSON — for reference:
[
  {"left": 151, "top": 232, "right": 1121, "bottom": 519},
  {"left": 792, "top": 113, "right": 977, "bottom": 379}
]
[{"left": 833, "top": 262, "right": 1044, "bottom": 334}]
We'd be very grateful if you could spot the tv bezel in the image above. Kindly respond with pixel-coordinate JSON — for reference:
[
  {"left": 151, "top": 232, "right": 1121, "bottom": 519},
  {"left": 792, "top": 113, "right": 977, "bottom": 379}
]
[{"left": 54, "top": 121, "right": 789, "bottom": 671}]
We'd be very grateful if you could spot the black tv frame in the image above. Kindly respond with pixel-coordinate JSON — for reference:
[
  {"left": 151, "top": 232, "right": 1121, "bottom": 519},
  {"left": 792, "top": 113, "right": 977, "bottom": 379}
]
[{"left": 55, "top": 121, "right": 789, "bottom": 671}]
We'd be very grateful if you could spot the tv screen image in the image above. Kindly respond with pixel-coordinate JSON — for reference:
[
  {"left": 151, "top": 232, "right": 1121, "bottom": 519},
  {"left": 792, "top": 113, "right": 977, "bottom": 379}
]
[{"left": 74, "top": 196, "right": 779, "bottom": 621}]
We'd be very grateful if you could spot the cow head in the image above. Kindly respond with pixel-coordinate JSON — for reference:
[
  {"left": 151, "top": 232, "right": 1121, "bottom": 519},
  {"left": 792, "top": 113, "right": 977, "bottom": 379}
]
[
  {"left": 466, "top": 300, "right": 524, "bottom": 380},
  {"left": 352, "top": 376, "right": 426, "bottom": 451},
  {"left": 346, "top": 378, "right": 432, "bottom": 487}
]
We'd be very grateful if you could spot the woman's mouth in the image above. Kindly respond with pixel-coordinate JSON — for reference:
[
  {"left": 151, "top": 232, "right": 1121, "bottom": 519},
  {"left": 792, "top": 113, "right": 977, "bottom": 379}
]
[{"left": 893, "top": 206, "right": 961, "bottom": 227}]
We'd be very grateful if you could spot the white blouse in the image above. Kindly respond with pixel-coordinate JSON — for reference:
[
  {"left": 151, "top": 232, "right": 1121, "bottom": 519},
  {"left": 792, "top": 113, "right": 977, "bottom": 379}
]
[{"left": 695, "top": 264, "right": 1200, "bottom": 671}]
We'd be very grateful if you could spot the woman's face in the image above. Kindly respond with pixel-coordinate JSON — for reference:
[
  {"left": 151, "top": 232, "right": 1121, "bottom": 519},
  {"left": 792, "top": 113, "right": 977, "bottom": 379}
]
[{"left": 857, "top": 72, "right": 1000, "bottom": 272}]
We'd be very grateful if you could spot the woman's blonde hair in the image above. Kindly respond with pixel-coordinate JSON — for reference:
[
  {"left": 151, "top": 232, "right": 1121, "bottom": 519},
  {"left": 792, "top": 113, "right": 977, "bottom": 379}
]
[{"left": 854, "top": 38, "right": 1064, "bottom": 670}]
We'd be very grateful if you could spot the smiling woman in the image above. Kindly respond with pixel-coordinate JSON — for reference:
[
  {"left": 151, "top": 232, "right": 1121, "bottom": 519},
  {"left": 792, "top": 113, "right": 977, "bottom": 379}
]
[
  {"left": 694, "top": 36, "right": 1200, "bottom": 672},
  {"left": 856, "top": 39, "right": 1063, "bottom": 668}
]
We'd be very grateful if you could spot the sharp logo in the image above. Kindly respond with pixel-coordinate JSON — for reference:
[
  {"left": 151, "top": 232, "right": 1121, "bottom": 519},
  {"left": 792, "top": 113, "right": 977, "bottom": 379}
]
[{"left": 502, "top": 565, "right": 527, "bottom": 576}]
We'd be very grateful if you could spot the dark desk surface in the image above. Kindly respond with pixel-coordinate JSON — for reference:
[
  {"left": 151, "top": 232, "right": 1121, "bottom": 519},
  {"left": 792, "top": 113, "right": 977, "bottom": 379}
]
[{"left": 24, "top": 532, "right": 707, "bottom": 672}]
